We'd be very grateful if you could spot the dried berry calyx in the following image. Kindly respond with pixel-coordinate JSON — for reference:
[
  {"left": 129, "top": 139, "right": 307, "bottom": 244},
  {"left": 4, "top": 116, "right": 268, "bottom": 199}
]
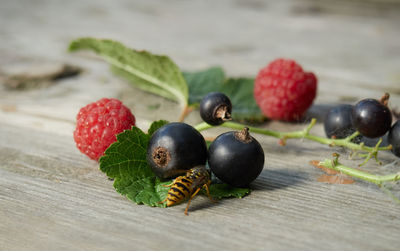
[
  {"left": 234, "top": 127, "right": 252, "bottom": 143},
  {"left": 380, "top": 93, "right": 390, "bottom": 106},
  {"left": 152, "top": 147, "right": 171, "bottom": 167},
  {"left": 215, "top": 104, "right": 231, "bottom": 121},
  {"left": 200, "top": 92, "right": 232, "bottom": 125}
]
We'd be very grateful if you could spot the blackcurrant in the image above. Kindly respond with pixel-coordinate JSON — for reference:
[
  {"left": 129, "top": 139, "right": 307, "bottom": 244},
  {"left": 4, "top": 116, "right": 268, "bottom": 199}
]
[
  {"left": 388, "top": 120, "right": 400, "bottom": 157},
  {"left": 208, "top": 128, "right": 265, "bottom": 187},
  {"left": 360, "top": 134, "right": 389, "bottom": 147},
  {"left": 352, "top": 98, "right": 392, "bottom": 138},
  {"left": 324, "top": 104, "right": 356, "bottom": 139},
  {"left": 200, "top": 92, "right": 232, "bottom": 125},
  {"left": 147, "top": 122, "right": 208, "bottom": 179}
]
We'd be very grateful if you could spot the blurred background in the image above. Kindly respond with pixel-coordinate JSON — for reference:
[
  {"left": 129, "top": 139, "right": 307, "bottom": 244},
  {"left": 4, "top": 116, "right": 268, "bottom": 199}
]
[
  {"left": 1, "top": 0, "right": 399, "bottom": 119},
  {"left": 1, "top": 2, "right": 400, "bottom": 250}
]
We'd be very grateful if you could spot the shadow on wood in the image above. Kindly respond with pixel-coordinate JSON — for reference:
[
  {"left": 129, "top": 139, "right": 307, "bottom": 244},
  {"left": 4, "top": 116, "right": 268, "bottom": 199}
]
[{"left": 251, "top": 168, "right": 309, "bottom": 191}]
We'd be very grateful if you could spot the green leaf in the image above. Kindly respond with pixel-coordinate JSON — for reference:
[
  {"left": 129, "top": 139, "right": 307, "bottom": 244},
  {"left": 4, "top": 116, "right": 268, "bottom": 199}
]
[
  {"left": 221, "top": 78, "right": 265, "bottom": 122},
  {"left": 99, "top": 120, "right": 247, "bottom": 208},
  {"left": 99, "top": 121, "right": 171, "bottom": 207},
  {"left": 111, "top": 66, "right": 178, "bottom": 102},
  {"left": 147, "top": 120, "right": 169, "bottom": 136},
  {"left": 69, "top": 38, "right": 188, "bottom": 107},
  {"left": 99, "top": 119, "right": 251, "bottom": 208},
  {"left": 208, "top": 183, "right": 250, "bottom": 199},
  {"left": 184, "top": 67, "right": 264, "bottom": 122},
  {"left": 116, "top": 177, "right": 170, "bottom": 207},
  {"left": 182, "top": 67, "right": 225, "bottom": 104},
  {"left": 99, "top": 126, "right": 152, "bottom": 180}
]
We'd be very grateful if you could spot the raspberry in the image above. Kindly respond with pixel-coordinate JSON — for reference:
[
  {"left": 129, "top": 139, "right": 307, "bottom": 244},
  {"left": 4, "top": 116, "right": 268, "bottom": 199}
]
[
  {"left": 254, "top": 58, "right": 317, "bottom": 121},
  {"left": 73, "top": 98, "right": 136, "bottom": 161}
]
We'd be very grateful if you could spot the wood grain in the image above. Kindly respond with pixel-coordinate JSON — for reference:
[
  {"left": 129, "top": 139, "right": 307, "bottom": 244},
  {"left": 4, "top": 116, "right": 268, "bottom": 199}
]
[{"left": 1, "top": 0, "right": 400, "bottom": 250}]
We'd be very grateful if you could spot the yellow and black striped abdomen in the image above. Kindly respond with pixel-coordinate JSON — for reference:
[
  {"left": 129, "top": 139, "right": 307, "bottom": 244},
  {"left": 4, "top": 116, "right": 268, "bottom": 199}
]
[{"left": 166, "top": 176, "right": 193, "bottom": 207}]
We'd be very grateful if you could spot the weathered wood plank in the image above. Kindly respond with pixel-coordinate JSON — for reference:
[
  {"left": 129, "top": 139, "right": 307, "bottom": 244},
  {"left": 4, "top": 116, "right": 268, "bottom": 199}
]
[
  {"left": 1, "top": 117, "right": 399, "bottom": 250},
  {"left": 1, "top": 0, "right": 400, "bottom": 250}
]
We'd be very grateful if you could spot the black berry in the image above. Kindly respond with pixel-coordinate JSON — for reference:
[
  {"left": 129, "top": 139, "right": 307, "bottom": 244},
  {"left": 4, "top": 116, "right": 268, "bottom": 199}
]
[
  {"left": 388, "top": 120, "right": 400, "bottom": 157},
  {"left": 147, "top": 122, "right": 208, "bottom": 179},
  {"left": 324, "top": 104, "right": 356, "bottom": 139},
  {"left": 208, "top": 128, "right": 265, "bottom": 187},
  {"left": 200, "top": 92, "right": 232, "bottom": 125},
  {"left": 352, "top": 98, "right": 392, "bottom": 138},
  {"left": 359, "top": 134, "right": 389, "bottom": 147}
]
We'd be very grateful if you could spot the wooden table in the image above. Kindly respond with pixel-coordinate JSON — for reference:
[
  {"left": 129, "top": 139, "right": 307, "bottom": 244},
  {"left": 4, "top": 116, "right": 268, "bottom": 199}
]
[{"left": 1, "top": 0, "right": 400, "bottom": 250}]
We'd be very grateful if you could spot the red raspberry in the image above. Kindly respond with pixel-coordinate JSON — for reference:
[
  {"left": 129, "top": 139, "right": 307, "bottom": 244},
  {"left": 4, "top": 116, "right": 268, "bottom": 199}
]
[
  {"left": 74, "top": 98, "right": 136, "bottom": 161},
  {"left": 254, "top": 58, "right": 317, "bottom": 121}
]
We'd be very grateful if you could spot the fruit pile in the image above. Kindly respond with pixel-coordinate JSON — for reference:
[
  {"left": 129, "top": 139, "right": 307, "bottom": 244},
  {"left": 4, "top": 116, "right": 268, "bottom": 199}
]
[
  {"left": 73, "top": 93, "right": 266, "bottom": 214},
  {"left": 324, "top": 93, "right": 399, "bottom": 157},
  {"left": 147, "top": 120, "right": 264, "bottom": 188},
  {"left": 69, "top": 37, "right": 400, "bottom": 212},
  {"left": 75, "top": 93, "right": 265, "bottom": 189}
]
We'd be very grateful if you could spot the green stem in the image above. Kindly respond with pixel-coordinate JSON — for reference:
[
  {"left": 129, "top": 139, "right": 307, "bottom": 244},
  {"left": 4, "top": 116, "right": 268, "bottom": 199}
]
[
  {"left": 317, "top": 158, "right": 400, "bottom": 185},
  {"left": 194, "top": 119, "right": 392, "bottom": 154}
]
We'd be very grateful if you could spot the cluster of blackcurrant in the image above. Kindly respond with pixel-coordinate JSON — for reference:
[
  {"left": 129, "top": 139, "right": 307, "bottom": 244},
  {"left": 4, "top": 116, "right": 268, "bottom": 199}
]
[
  {"left": 146, "top": 92, "right": 265, "bottom": 188},
  {"left": 323, "top": 94, "right": 400, "bottom": 157}
]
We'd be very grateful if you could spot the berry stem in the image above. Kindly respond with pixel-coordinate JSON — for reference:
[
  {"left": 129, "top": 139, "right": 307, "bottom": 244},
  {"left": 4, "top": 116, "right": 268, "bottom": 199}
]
[
  {"left": 346, "top": 131, "right": 360, "bottom": 142},
  {"left": 315, "top": 155, "right": 400, "bottom": 186},
  {"left": 194, "top": 118, "right": 392, "bottom": 155},
  {"left": 380, "top": 92, "right": 390, "bottom": 106},
  {"left": 178, "top": 105, "right": 194, "bottom": 122}
]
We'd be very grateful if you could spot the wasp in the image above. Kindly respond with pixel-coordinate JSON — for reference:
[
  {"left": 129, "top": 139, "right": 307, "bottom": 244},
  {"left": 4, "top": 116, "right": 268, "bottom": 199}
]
[{"left": 159, "top": 166, "right": 216, "bottom": 215}]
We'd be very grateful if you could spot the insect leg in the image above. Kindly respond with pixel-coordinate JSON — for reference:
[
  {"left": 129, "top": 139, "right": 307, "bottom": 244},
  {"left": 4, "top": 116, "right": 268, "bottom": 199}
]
[
  {"left": 158, "top": 198, "right": 167, "bottom": 205},
  {"left": 203, "top": 184, "right": 217, "bottom": 203},
  {"left": 184, "top": 187, "right": 202, "bottom": 215},
  {"left": 162, "top": 182, "right": 174, "bottom": 187}
]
